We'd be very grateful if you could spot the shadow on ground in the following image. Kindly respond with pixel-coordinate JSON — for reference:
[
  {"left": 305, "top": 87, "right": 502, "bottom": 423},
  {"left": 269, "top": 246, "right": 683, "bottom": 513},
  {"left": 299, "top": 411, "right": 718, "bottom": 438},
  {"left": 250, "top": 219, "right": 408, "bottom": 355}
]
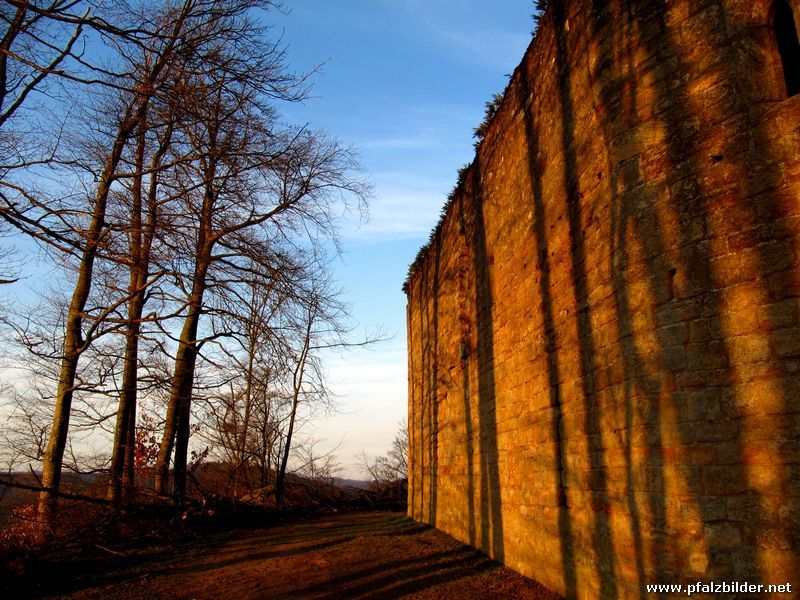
[{"left": 13, "top": 511, "right": 559, "bottom": 600}]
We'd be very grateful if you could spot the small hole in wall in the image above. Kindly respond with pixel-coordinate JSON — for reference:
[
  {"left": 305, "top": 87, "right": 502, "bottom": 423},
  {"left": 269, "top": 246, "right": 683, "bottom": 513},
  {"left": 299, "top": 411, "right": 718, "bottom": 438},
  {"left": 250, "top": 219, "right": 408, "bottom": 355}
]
[
  {"left": 667, "top": 267, "right": 677, "bottom": 301},
  {"left": 774, "top": 0, "right": 800, "bottom": 97}
]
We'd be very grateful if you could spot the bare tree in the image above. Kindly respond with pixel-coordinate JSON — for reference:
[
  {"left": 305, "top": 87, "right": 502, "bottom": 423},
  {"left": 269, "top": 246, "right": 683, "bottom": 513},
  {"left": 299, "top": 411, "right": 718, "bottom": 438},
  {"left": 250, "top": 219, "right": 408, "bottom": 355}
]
[
  {"left": 0, "top": 1, "right": 84, "bottom": 134},
  {"left": 274, "top": 276, "right": 382, "bottom": 505},
  {"left": 106, "top": 62, "right": 183, "bottom": 505},
  {"left": 292, "top": 437, "right": 340, "bottom": 484},
  {"left": 197, "top": 252, "right": 383, "bottom": 505},
  {"left": 198, "top": 258, "right": 293, "bottom": 498},
  {"left": 360, "top": 420, "right": 409, "bottom": 491},
  {"left": 150, "top": 32, "right": 368, "bottom": 501},
  {"left": 0, "top": 0, "right": 153, "bottom": 241}
]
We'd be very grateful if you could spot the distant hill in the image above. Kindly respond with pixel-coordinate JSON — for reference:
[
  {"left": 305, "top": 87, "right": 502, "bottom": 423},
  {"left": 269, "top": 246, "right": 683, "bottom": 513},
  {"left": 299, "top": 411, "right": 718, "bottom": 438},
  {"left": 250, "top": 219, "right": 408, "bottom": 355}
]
[{"left": 331, "top": 477, "right": 370, "bottom": 490}]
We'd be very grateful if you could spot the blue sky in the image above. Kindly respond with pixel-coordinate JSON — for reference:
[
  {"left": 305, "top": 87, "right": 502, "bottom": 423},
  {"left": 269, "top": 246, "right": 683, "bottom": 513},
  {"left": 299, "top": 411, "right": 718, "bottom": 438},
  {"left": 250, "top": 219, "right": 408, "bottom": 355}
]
[{"left": 272, "top": 1, "right": 535, "bottom": 477}]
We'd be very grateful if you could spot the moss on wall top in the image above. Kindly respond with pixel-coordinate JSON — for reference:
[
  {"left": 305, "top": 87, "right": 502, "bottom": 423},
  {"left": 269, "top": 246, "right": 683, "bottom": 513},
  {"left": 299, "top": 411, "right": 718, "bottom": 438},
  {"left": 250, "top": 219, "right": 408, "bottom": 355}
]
[{"left": 402, "top": 1, "right": 550, "bottom": 295}]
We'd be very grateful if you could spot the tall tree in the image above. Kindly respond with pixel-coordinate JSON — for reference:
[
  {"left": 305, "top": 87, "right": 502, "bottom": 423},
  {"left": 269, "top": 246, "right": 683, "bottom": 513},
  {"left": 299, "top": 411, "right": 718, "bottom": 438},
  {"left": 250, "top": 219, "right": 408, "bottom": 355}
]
[
  {"left": 107, "top": 96, "right": 177, "bottom": 505},
  {"left": 274, "top": 275, "right": 380, "bottom": 504},
  {"left": 144, "top": 2, "right": 368, "bottom": 504},
  {"left": 35, "top": 0, "right": 203, "bottom": 530},
  {"left": 152, "top": 84, "right": 367, "bottom": 501}
]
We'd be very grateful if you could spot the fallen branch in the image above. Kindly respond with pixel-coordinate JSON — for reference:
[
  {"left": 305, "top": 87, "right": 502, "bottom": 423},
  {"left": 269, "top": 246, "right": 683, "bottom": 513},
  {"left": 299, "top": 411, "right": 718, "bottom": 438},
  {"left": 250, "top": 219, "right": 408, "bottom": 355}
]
[{"left": 94, "top": 543, "right": 126, "bottom": 556}]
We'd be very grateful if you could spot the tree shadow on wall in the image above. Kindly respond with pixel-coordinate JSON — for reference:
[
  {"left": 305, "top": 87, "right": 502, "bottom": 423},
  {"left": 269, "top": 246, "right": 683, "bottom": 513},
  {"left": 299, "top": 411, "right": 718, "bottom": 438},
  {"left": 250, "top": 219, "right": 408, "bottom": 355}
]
[
  {"left": 535, "top": 0, "right": 800, "bottom": 595},
  {"left": 517, "top": 62, "right": 578, "bottom": 600},
  {"left": 415, "top": 244, "right": 437, "bottom": 523},
  {"left": 587, "top": 1, "right": 671, "bottom": 596},
  {"left": 468, "top": 160, "right": 505, "bottom": 563},
  {"left": 462, "top": 290, "right": 477, "bottom": 546},
  {"left": 552, "top": 0, "right": 619, "bottom": 597},
  {"left": 428, "top": 241, "right": 440, "bottom": 524}
]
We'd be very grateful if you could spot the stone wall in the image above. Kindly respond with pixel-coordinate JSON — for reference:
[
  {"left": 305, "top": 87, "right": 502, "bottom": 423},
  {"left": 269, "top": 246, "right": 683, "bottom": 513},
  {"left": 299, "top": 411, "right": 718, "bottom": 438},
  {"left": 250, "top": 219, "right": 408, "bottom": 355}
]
[{"left": 405, "top": 0, "right": 800, "bottom": 598}]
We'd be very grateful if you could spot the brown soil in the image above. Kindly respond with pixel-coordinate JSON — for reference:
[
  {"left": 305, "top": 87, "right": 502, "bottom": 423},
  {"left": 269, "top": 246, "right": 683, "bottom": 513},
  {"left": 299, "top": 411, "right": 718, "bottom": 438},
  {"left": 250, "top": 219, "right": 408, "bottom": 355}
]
[{"left": 23, "top": 511, "right": 561, "bottom": 599}]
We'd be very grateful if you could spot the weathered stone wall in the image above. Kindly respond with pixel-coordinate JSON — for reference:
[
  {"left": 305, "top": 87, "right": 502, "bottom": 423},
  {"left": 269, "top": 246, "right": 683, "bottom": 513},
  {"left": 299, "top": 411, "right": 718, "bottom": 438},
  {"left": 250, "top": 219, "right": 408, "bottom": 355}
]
[{"left": 406, "top": 1, "right": 800, "bottom": 598}]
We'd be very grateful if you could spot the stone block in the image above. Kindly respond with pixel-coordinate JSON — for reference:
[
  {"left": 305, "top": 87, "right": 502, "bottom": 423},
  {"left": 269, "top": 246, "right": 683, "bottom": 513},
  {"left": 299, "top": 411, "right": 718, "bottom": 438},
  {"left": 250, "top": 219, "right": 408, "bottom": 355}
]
[
  {"left": 770, "top": 328, "right": 800, "bottom": 358},
  {"left": 703, "top": 522, "right": 743, "bottom": 547},
  {"left": 703, "top": 465, "right": 750, "bottom": 495},
  {"left": 728, "top": 333, "right": 773, "bottom": 364},
  {"left": 757, "top": 300, "right": 798, "bottom": 329}
]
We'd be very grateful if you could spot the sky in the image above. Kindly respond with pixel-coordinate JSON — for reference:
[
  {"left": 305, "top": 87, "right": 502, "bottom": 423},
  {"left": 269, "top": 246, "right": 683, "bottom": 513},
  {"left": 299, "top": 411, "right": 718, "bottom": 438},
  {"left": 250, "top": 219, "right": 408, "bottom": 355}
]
[{"left": 270, "top": 1, "right": 536, "bottom": 478}]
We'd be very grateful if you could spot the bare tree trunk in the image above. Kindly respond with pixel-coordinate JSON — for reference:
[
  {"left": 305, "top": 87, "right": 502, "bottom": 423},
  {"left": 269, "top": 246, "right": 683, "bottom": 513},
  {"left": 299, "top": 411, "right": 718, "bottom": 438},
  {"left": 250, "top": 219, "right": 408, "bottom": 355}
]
[
  {"left": 123, "top": 400, "right": 135, "bottom": 491},
  {"left": 154, "top": 248, "right": 212, "bottom": 501},
  {"left": 233, "top": 294, "right": 258, "bottom": 496},
  {"left": 171, "top": 305, "right": 202, "bottom": 504},
  {"left": 108, "top": 307, "right": 142, "bottom": 505},
  {"left": 275, "top": 317, "right": 312, "bottom": 506},
  {"left": 274, "top": 393, "right": 298, "bottom": 506},
  {"left": 108, "top": 114, "right": 172, "bottom": 505},
  {"left": 154, "top": 297, "right": 201, "bottom": 499},
  {"left": 108, "top": 109, "right": 147, "bottom": 506},
  {"left": 259, "top": 403, "right": 273, "bottom": 489}
]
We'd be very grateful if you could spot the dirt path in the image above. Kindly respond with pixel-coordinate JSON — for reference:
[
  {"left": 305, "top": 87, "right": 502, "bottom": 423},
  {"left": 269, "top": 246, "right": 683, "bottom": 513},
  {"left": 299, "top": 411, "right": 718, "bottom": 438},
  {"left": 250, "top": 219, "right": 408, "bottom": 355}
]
[{"left": 27, "top": 511, "right": 560, "bottom": 599}]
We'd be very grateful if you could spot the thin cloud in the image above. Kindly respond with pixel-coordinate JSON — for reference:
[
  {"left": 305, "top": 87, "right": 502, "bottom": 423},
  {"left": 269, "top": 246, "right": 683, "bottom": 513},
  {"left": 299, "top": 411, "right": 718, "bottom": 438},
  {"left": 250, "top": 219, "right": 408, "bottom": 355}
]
[
  {"left": 387, "top": 0, "right": 532, "bottom": 70},
  {"left": 313, "top": 351, "right": 408, "bottom": 478},
  {"left": 359, "top": 135, "right": 440, "bottom": 150},
  {"left": 343, "top": 187, "right": 445, "bottom": 240},
  {"left": 432, "top": 26, "right": 531, "bottom": 71}
]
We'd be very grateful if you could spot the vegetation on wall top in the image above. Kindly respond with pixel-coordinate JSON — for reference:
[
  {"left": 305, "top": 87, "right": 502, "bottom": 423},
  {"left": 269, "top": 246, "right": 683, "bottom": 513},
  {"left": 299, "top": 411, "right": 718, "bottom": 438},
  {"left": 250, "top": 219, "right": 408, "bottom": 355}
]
[
  {"left": 402, "top": 1, "right": 550, "bottom": 295},
  {"left": 402, "top": 163, "right": 472, "bottom": 294}
]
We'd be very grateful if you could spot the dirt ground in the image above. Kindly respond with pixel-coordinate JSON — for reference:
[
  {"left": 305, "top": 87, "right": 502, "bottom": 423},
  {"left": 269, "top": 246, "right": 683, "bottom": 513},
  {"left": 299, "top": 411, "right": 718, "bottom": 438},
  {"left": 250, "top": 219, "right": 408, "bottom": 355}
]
[{"left": 17, "top": 511, "right": 561, "bottom": 599}]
